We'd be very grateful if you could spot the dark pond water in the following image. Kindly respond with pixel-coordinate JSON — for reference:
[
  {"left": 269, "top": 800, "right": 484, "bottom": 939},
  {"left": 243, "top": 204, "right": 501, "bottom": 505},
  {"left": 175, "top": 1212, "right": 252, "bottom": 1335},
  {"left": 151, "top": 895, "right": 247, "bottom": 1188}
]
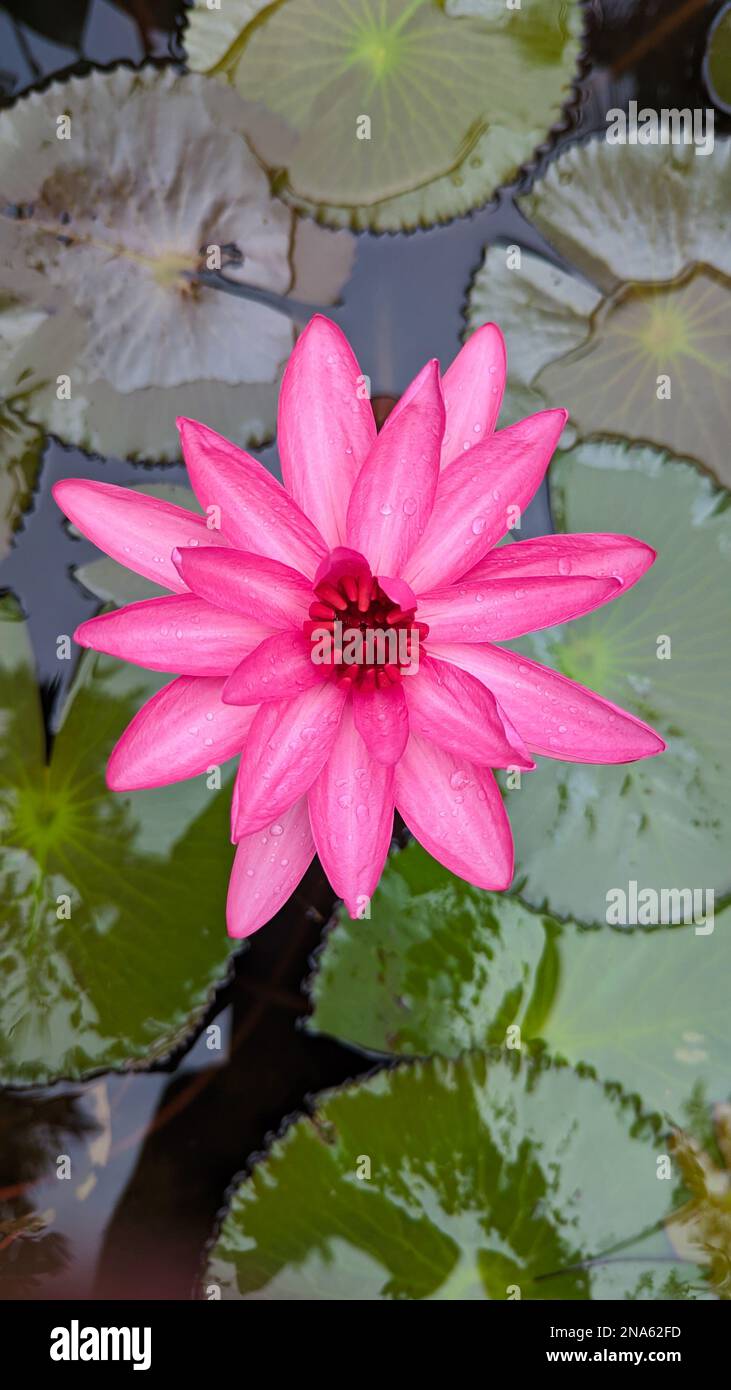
[{"left": 0, "top": 0, "right": 727, "bottom": 1299}]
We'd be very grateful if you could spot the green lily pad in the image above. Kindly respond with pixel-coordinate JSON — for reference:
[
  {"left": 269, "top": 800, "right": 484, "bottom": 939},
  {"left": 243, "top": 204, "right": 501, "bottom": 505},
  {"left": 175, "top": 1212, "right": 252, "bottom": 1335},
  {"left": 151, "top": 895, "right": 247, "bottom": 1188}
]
[
  {"left": 72, "top": 484, "right": 203, "bottom": 604},
  {"left": 0, "top": 68, "right": 353, "bottom": 460},
  {"left": 466, "top": 138, "right": 731, "bottom": 484},
  {"left": 704, "top": 4, "right": 731, "bottom": 113},
  {"left": 185, "top": 0, "right": 584, "bottom": 231},
  {"left": 504, "top": 437, "right": 731, "bottom": 924},
  {"left": 0, "top": 404, "right": 43, "bottom": 561},
  {"left": 309, "top": 840, "right": 731, "bottom": 1118},
  {"left": 204, "top": 1052, "right": 702, "bottom": 1300},
  {"left": 0, "top": 595, "right": 238, "bottom": 1084}
]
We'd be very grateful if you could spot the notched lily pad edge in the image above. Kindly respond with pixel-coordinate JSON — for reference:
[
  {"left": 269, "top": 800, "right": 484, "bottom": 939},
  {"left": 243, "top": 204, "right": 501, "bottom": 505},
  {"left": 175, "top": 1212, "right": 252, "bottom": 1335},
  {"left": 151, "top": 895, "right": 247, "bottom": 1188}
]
[
  {"left": 196, "top": 1048, "right": 695, "bottom": 1301},
  {"left": 0, "top": 610, "right": 251, "bottom": 1090},
  {"left": 178, "top": 6, "right": 591, "bottom": 235}
]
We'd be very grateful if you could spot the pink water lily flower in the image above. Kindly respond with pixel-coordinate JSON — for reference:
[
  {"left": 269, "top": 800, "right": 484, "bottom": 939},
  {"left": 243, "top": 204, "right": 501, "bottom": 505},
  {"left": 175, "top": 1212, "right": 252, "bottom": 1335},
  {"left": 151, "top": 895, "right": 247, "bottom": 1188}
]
[{"left": 53, "top": 317, "right": 664, "bottom": 938}]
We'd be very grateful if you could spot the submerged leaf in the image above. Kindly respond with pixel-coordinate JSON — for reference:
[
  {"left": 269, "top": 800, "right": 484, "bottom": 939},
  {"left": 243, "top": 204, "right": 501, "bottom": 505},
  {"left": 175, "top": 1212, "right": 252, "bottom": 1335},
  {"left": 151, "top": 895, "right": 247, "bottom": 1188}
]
[
  {"left": 0, "top": 68, "right": 352, "bottom": 459},
  {"left": 0, "top": 595, "right": 239, "bottom": 1084},
  {"left": 467, "top": 138, "right": 731, "bottom": 484},
  {"left": 185, "top": 0, "right": 584, "bottom": 230},
  {"left": 205, "top": 1053, "right": 701, "bottom": 1300}
]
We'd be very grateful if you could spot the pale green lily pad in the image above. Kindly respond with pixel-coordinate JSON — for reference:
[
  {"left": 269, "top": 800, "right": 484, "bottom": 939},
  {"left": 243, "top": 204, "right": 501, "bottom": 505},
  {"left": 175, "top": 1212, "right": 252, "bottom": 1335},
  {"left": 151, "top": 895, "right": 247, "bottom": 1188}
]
[
  {"left": 0, "top": 595, "right": 238, "bottom": 1084},
  {"left": 704, "top": 4, "right": 731, "bottom": 113},
  {"left": 205, "top": 1052, "right": 704, "bottom": 1300},
  {"left": 185, "top": 0, "right": 584, "bottom": 231},
  {"left": 73, "top": 484, "right": 202, "bottom": 604},
  {"left": 466, "top": 138, "right": 731, "bottom": 483},
  {"left": 0, "top": 68, "right": 353, "bottom": 460},
  {"left": 0, "top": 404, "right": 43, "bottom": 560},
  {"left": 309, "top": 841, "right": 731, "bottom": 1119},
  {"left": 504, "top": 438, "right": 731, "bottom": 924}
]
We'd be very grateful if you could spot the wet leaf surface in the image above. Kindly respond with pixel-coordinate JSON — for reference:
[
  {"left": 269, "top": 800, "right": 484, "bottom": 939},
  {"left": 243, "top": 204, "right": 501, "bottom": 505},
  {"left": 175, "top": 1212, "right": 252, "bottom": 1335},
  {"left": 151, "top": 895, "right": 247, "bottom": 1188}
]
[
  {"left": 205, "top": 1052, "right": 703, "bottom": 1300},
  {"left": 184, "top": 0, "right": 584, "bottom": 230},
  {"left": 0, "top": 595, "right": 240, "bottom": 1084}
]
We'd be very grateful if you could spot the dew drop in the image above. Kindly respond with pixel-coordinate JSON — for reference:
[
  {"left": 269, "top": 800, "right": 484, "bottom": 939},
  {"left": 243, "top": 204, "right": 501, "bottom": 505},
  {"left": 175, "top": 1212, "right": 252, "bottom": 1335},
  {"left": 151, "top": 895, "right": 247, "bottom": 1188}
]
[
  {"left": 403, "top": 497, "right": 417, "bottom": 516},
  {"left": 471, "top": 517, "right": 486, "bottom": 535},
  {"left": 270, "top": 823, "right": 284, "bottom": 836},
  {"left": 380, "top": 502, "right": 393, "bottom": 516},
  {"left": 558, "top": 557, "right": 572, "bottom": 575}
]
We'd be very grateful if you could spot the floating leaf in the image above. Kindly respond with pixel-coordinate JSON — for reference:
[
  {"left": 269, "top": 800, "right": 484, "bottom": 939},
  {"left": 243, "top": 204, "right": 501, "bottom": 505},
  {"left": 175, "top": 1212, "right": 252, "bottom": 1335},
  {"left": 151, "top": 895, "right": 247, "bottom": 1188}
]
[
  {"left": 0, "top": 403, "right": 43, "bottom": 560},
  {"left": 0, "top": 68, "right": 353, "bottom": 460},
  {"left": 466, "top": 138, "right": 731, "bottom": 484},
  {"left": 503, "top": 438, "right": 731, "bottom": 923},
  {"left": 205, "top": 1053, "right": 701, "bottom": 1300},
  {"left": 309, "top": 841, "right": 730, "bottom": 1118},
  {"left": 0, "top": 594, "right": 239, "bottom": 1084},
  {"left": 73, "top": 484, "right": 202, "bottom": 604},
  {"left": 704, "top": 3, "right": 731, "bottom": 114},
  {"left": 185, "top": 0, "right": 584, "bottom": 230}
]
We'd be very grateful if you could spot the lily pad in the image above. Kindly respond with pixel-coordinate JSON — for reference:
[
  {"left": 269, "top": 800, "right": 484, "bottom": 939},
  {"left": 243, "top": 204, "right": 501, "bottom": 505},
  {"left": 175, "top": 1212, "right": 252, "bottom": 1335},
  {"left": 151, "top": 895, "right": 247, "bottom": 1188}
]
[
  {"left": 504, "top": 438, "right": 731, "bottom": 924},
  {"left": 204, "top": 1052, "right": 702, "bottom": 1300},
  {"left": 704, "top": 4, "right": 731, "bottom": 113},
  {"left": 185, "top": 0, "right": 584, "bottom": 231},
  {"left": 466, "top": 138, "right": 731, "bottom": 484},
  {"left": 0, "top": 403, "right": 43, "bottom": 560},
  {"left": 0, "top": 67, "right": 353, "bottom": 460},
  {"left": 73, "top": 484, "right": 202, "bottom": 604},
  {"left": 0, "top": 594, "right": 239, "bottom": 1084},
  {"left": 309, "top": 841, "right": 731, "bottom": 1119}
]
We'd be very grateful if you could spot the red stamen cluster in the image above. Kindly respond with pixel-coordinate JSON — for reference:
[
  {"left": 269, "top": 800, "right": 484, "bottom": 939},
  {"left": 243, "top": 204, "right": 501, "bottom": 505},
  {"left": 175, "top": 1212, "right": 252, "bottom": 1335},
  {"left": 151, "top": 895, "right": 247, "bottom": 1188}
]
[{"left": 303, "top": 567, "right": 428, "bottom": 688}]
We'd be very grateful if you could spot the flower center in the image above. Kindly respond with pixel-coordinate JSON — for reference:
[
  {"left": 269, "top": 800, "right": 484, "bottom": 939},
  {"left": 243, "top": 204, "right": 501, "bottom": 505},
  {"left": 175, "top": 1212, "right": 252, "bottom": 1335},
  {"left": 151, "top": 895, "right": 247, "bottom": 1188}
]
[{"left": 304, "top": 556, "right": 427, "bottom": 688}]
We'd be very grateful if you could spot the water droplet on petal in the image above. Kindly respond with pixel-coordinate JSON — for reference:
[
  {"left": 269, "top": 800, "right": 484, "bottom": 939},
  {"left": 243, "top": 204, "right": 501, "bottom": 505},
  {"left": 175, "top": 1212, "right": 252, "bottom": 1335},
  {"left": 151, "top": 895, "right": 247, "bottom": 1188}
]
[{"left": 471, "top": 517, "right": 486, "bottom": 535}]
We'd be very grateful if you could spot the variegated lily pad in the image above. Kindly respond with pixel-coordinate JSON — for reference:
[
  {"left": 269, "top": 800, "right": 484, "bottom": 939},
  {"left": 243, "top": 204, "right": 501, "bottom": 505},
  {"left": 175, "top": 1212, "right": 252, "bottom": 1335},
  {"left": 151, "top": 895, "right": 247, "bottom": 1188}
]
[
  {"left": 467, "top": 138, "right": 731, "bottom": 484},
  {"left": 0, "top": 67, "right": 353, "bottom": 460},
  {"left": 184, "top": 0, "right": 584, "bottom": 230}
]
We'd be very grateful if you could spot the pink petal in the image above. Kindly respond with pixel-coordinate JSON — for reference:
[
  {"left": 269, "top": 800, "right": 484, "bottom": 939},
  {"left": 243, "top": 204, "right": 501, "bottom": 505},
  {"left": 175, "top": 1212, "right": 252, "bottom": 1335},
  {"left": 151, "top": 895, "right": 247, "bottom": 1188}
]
[
  {"left": 277, "top": 316, "right": 376, "bottom": 548},
  {"left": 429, "top": 641, "right": 666, "bottom": 763},
  {"left": 308, "top": 704, "right": 394, "bottom": 917},
  {"left": 226, "top": 796, "right": 315, "bottom": 939},
  {"left": 173, "top": 546, "right": 312, "bottom": 629},
  {"left": 231, "top": 682, "right": 347, "bottom": 838},
  {"left": 177, "top": 417, "right": 327, "bottom": 578},
  {"left": 53, "top": 479, "right": 229, "bottom": 594},
  {"left": 106, "top": 677, "right": 256, "bottom": 790},
  {"left": 223, "top": 630, "right": 325, "bottom": 704},
  {"left": 352, "top": 682, "right": 409, "bottom": 766},
  {"left": 466, "top": 532, "right": 656, "bottom": 592},
  {"left": 440, "top": 323, "right": 506, "bottom": 468},
  {"left": 395, "top": 732, "right": 513, "bottom": 890},
  {"left": 346, "top": 360, "right": 444, "bottom": 575},
  {"left": 405, "top": 653, "right": 534, "bottom": 767},
  {"left": 402, "top": 408, "right": 568, "bottom": 592},
  {"left": 417, "top": 574, "right": 620, "bottom": 643},
  {"left": 75, "top": 595, "right": 268, "bottom": 677}
]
